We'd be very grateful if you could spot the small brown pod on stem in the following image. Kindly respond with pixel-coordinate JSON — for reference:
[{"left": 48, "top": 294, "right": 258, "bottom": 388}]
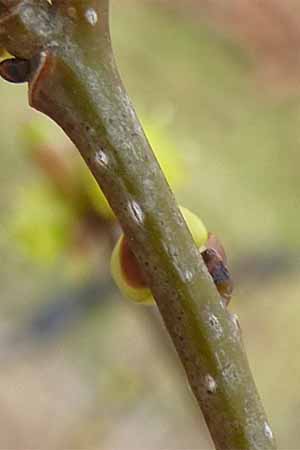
[{"left": 201, "top": 233, "right": 233, "bottom": 306}]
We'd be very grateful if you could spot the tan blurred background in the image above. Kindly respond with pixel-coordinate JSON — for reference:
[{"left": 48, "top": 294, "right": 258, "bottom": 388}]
[{"left": 1, "top": 0, "right": 300, "bottom": 448}]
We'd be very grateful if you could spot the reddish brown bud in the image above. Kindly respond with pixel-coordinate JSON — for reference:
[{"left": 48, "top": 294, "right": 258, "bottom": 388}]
[
  {"left": 206, "top": 232, "right": 227, "bottom": 264},
  {"left": 120, "top": 236, "right": 147, "bottom": 289}
]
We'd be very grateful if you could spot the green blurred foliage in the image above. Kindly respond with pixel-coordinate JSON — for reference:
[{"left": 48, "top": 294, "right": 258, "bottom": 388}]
[
  {"left": 11, "top": 182, "right": 76, "bottom": 264},
  {"left": 7, "top": 115, "right": 184, "bottom": 265}
]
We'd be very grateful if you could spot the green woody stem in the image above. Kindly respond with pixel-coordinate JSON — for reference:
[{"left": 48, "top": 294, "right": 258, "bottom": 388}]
[{"left": 0, "top": 1, "right": 277, "bottom": 449}]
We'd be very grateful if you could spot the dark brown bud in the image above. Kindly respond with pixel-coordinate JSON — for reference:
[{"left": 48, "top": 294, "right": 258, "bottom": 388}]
[
  {"left": 0, "top": 58, "right": 31, "bottom": 83},
  {"left": 202, "top": 234, "right": 233, "bottom": 306}
]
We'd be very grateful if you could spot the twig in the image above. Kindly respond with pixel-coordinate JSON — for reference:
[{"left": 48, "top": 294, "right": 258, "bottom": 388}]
[{"left": 0, "top": 1, "right": 277, "bottom": 448}]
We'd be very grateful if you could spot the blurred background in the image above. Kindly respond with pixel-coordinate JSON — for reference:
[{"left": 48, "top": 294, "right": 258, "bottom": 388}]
[{"left": 0, "top": 0, "right": 300, "bottom": 448}]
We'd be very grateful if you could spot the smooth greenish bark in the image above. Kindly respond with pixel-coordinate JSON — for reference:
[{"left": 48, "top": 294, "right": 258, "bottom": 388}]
[{"left": 0, "top": 1, "right": 277, "bottom": 449}]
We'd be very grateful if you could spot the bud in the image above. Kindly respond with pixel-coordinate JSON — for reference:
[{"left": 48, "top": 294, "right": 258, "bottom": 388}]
[
  {"left": 201, "top": 233, "right": 233, "bottom": 306},
  {"left": 110, "top": 234, "right": 153, "bottom": 304},
  {"left": 179, "top": 206, "right": 208, "bottom": 248},
  {"left": 111, "top": 205, "right": 209, "bottom": 304}
]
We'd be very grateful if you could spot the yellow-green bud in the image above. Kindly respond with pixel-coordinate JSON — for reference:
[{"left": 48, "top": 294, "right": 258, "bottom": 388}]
[
  {"left": 179, "top": 206, "right": 208, "bottom": 249},
  {"left": 110, "top": 235, "right": 153, "bottom": 304},
  {"left": 110, "top": 205, "right": 208, "bottom": 304}
]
